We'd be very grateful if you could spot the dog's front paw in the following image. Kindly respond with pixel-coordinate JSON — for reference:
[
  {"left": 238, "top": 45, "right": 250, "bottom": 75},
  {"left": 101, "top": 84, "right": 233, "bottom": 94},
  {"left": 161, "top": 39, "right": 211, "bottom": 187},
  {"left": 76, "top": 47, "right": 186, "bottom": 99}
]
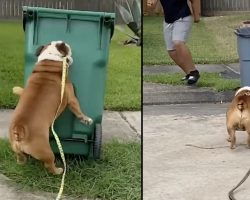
[{"left": 80, "top": 116, "right": 93, "bottom": 125}]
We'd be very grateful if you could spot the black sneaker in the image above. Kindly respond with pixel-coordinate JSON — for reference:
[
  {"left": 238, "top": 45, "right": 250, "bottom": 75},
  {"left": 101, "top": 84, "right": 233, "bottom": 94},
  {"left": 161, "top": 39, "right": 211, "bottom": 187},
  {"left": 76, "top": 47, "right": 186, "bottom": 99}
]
[
  {"left": 181, "top": 74, "right": 190, "bottom": 81},
  {"left": 187, "top": 70, "right": 200, "bottom": 85}
]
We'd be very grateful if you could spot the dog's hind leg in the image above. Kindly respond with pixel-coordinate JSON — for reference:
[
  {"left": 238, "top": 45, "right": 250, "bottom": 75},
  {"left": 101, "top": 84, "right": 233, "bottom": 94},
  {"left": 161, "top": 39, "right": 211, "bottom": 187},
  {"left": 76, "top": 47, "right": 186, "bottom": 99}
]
[
  {"left": 9, "top": 125, "right": 27, "bottom": 164},
  {"left": 227, "top": 127, "right": 236, "bottom": 149},
  {"left": 43, "top": 153, "right": 64, "bottom": 175},
  {"left": 29, "top": 141, "right": 63, "bottom": 175},
  {"left": 11, "top": 143, "right": 27, "bottom": 165},
  {"left": 16, "top": 152, "right": 27, "bottom": 165}
]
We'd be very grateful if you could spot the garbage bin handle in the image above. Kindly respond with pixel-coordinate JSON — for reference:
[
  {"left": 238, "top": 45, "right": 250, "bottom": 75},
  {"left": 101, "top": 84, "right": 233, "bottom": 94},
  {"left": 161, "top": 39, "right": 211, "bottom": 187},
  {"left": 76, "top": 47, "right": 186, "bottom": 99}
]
[
  {"left": 103, "top": 16, "right": 115, "bottom": 40},
  {"left": 110, "top": 21, "right": 115, "bottom": 40},
  {"left": 22, "top": 8, "right": 35, "bottom": 32},
  {"left": 22, "top": 11, "right": 27, "bottom": 31}
]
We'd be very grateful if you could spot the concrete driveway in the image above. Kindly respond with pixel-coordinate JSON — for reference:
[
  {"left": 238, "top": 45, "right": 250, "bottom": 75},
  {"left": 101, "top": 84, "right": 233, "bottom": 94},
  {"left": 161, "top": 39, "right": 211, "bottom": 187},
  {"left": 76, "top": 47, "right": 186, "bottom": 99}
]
[{"left": 143, "top": 103, "right": 250, "bottom": 200}]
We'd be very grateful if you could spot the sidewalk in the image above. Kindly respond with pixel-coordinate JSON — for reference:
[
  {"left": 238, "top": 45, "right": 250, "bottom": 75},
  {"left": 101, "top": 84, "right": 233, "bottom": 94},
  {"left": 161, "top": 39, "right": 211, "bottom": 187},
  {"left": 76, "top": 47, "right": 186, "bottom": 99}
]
[
  {"left": 0, "top": 110, "right": 141, "bottom": 200},
  {"left": 143, "top": 63, "right": 240, "bottom": 105},
  {"left": 0, "top": 110, "right": 141, "bottom": 141}
]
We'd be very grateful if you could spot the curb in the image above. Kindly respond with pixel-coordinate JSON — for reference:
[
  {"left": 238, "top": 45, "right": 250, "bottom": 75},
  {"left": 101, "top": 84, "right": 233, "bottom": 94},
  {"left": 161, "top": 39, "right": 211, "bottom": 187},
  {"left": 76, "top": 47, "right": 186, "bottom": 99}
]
[
  {"left": 143, "top": 64, "right": 239, "bottom": 105},
  {"left": 143, "top": 82, "right": 235, "bottom": 105}
]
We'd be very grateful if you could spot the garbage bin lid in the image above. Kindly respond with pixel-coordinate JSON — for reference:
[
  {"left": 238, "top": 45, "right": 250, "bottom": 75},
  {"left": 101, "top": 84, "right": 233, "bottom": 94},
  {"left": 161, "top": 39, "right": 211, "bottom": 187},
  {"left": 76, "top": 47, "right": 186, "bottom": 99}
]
[{"left": 235, "top": 27, "right": 250, "bottom": 38}]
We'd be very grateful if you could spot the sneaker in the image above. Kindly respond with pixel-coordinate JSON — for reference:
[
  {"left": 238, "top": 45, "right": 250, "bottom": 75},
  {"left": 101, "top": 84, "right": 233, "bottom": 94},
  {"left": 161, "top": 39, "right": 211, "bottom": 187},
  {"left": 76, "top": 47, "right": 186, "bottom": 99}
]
[
  {"left": 181, "top": 74, "right": 190, "bottom": 81},
  {"left": 187, "top": 70, "right": 200, "bottom": 85}
]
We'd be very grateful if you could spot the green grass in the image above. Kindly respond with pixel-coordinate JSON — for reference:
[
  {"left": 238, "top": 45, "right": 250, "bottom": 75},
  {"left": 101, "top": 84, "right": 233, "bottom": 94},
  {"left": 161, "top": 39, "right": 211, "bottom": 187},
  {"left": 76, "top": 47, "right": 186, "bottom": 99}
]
[
  {"left": 0, "top": 21, "right": 141, "bottom": 111},
  {"left": 143, "top": 14, "right": 250, "bottom": 65},
  {"left": 106, "top": 27, "right": 141, "bottom": 111},
  {"left": 0, "top": 21, "right": 24, "bottom": 108},
  {"left": 144, "top": 73, "right": 240, "bottom": 91},
  {"left": 0, "top": 139, "right": 141, "bottom": 200}
]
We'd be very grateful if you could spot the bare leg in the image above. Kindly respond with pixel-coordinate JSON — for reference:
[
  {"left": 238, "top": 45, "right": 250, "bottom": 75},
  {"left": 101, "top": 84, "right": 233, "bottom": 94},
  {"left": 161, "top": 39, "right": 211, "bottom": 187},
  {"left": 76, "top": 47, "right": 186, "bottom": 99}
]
[{"left": 168, "top": 41, "right": 196, "bottom": 74}]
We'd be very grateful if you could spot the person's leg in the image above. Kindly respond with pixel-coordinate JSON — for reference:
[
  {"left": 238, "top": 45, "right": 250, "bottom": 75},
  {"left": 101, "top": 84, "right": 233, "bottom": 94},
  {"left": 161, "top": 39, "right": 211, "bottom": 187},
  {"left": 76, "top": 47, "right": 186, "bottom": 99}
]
[
  {"left": 172, "top": 16, "right": 200, "bottom": 84},
  {"left": 170, "top": 41, "right": 196, "bottom": 74},
  {"left": 163, "top": 17, "right": 200, "bottom": 84},
  {"left": 168, "top": 41, "right": 200, "bottom": 84},
  {"left": 167, "top": 46, "right": 195, "bottom": 74},
  {"left": 163, "top": 23, "right": 190, "bottom": 74}
]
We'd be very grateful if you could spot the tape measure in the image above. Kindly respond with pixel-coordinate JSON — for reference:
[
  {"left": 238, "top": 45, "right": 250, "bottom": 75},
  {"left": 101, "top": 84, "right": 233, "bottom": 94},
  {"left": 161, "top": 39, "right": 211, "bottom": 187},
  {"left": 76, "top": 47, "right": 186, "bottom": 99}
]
[{"left": 51, "top": 57, "right": 68, "bottom": 200}]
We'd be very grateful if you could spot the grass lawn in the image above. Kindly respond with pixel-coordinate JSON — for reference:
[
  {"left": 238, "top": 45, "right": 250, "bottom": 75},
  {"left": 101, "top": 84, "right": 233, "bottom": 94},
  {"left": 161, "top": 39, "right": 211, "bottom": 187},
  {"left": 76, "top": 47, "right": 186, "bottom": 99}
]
[
  {"left": 0, "top": 139, "right": 141, "bottom": 200},
  {"left": 143, "top": 14, "right": 250, "bottom": 65},
  {"left": 144, "top": 72, "right": 240, "bottom": 91},
  {"left": 0, "top": 21, "right": 141, "bottom": 111},
  {"left": 106, "top": 27, "right": 141, "bottom": 111}
]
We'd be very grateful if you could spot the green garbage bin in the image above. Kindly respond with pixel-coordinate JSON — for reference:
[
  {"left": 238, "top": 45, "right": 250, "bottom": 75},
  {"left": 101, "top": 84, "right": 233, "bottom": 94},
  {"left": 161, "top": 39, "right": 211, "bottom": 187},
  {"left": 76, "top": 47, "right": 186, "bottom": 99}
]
[{"left": 22, "top": 6, "right": 115, "bottom": 159}]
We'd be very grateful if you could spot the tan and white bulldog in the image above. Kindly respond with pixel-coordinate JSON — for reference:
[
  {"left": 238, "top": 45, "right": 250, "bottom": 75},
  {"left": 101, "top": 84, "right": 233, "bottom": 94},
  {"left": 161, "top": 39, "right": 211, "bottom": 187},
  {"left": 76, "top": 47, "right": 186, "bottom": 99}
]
[
  {"left": 226, "top": 86, "right": 250, "bottom": 149},
  {"left": 9, "top": 41, "right": 92, "bottom": 175}
]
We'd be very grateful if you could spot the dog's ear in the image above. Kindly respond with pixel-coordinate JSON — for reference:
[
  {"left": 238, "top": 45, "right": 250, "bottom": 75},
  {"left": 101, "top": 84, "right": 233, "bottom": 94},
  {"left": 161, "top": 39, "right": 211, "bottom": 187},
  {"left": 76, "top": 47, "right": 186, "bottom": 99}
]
[
  {"left": 35, "top": 45, "right": 45, "bottom": 57},
  {"left": 56, "top": 42, "right": 68, "bottom": 57}
]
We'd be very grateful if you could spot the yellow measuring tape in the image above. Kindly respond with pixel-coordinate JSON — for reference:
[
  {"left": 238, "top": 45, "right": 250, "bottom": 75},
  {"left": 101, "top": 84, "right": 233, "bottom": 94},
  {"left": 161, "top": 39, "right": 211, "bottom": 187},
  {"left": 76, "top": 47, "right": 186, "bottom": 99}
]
[{"left": 51, "top": 57, "right": 68, "bottom": 200}]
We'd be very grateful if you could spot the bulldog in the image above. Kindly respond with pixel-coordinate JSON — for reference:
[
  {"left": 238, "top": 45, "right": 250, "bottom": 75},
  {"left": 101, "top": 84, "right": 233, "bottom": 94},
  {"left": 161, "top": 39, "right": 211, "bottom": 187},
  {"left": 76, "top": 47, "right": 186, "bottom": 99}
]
[
  {"left": 226, "top": 86, "right": 250, "bottom": 149},
  {"left": 9, "top": 41, "right": 93, "bottom": 175}
]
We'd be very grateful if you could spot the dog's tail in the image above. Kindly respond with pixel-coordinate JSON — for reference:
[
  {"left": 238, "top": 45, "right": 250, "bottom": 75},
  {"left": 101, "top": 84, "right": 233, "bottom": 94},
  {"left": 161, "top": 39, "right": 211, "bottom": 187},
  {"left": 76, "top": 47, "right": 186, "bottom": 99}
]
[{"left": 13, "top": 86, "right": 24, "bottom": 96}]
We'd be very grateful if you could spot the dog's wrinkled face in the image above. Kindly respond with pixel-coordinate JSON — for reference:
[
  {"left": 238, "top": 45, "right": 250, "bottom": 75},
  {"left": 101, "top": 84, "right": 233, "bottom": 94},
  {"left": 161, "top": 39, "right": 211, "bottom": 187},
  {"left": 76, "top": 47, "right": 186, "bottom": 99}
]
[{"left": 36, "top": 41, "right": 73, "bottom": 65}]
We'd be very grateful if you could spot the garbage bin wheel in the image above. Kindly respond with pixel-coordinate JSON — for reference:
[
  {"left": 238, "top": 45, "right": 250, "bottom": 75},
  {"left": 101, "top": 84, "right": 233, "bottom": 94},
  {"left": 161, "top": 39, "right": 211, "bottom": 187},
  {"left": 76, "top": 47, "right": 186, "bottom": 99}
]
[{"left": 93, "top": 123, "right": 102, "bottom": 160}]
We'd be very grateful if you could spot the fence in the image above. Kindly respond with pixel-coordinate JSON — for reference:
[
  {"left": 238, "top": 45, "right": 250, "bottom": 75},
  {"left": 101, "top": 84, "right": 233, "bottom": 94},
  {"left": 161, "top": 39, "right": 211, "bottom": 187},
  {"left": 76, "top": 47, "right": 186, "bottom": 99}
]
[
  {"left": 0, "top": 0, "right": 132, "bottom": 23},
  {"left": 202, "top": 0, "right": 250, "bottom": 16},
  {"left": 143, "top": 0, "right": 250, "bottom": 16}
]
